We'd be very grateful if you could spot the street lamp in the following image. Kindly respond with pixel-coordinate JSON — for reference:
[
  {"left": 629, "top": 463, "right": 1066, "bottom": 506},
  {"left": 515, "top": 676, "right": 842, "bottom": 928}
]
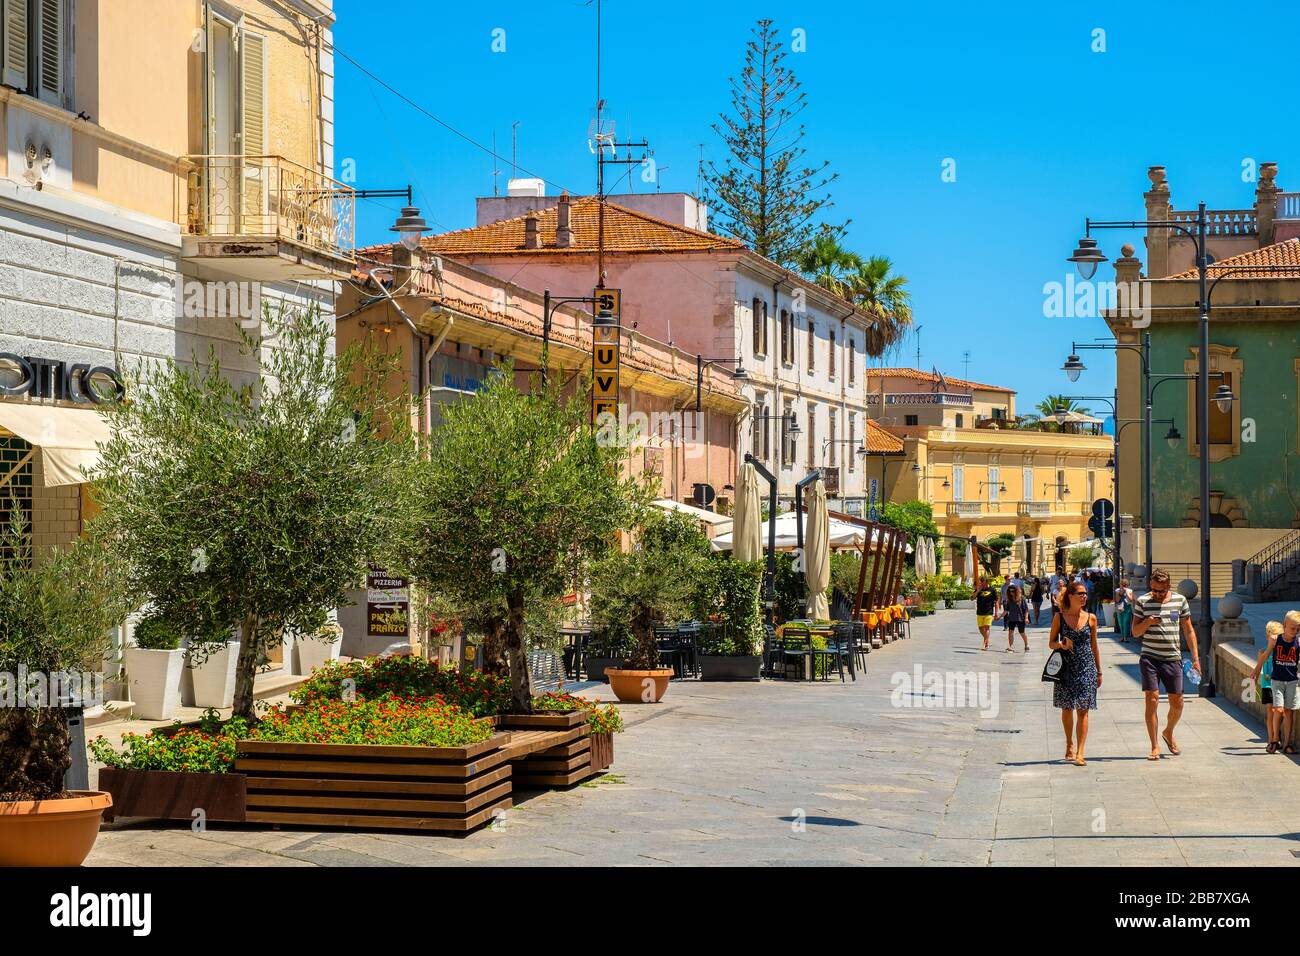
[
  {"left": 389, "top": 205, "right": 433, "bottom": 252},
  {"left": 1214, "top": 383, "right": 1235, "bottom": 415},
  {"left": 1063, "top": 354, "right": 1086, "bottom": 382},
  {"left": 695, "top": 354, "right": 748, "bottom": 412},
  {"left": 1067, "top": 237, "right": 1108, "bottom": 280},
  {"left": 1165, "top": 424, "right": 1182, "bottom": 449}
]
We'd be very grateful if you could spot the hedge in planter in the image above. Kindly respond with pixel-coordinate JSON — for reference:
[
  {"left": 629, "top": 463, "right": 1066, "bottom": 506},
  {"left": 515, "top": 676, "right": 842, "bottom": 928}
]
[{"left": 694, "top": 557, "right": 764, "bottom": 681}]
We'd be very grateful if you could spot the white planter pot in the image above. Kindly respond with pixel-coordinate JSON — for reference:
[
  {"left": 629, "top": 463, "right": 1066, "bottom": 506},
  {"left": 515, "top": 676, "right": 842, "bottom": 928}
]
[
  {"left": 123, "top": 647, "right": 184, "bottom": 720},
  {"left": 295, "top": 636, "right": 342, "bottom": 674},
  {"left": 183, "top": 642, "right": 240, "bottom": 709}
]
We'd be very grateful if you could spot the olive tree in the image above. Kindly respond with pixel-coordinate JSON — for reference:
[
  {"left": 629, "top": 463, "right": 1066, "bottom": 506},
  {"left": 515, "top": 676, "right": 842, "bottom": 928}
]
[
  {"left": 401, "top": 366, "right": 649, "bottom": 713},
  {"left": 93, "top": 307, "right": 418, "bottom": 719}
]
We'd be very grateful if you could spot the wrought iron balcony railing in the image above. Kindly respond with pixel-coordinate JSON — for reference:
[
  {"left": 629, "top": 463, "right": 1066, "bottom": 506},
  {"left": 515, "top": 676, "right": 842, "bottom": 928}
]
[{"left": 182, "top": 155, "right": 355, "bottom": 262}]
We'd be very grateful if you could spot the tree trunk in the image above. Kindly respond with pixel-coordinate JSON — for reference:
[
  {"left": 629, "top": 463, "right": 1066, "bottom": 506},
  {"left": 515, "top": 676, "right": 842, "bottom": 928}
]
[
  {"left": 231, "top": 613, "right": 260, "bottom": 720},
  {"left": 504, "top": 590, "right": 534, "bottom": 714},
  {"left": 479, "top": 615, "right": 509, "bottom": 675},
  {"left": 0, "top": 707, "right": 70, "bottom": 801}
]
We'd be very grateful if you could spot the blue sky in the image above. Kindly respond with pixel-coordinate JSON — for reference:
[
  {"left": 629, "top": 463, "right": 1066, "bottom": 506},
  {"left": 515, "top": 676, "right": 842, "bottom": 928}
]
[{"left": 333, "top": 0, "right": 1300, "bottom": 411}]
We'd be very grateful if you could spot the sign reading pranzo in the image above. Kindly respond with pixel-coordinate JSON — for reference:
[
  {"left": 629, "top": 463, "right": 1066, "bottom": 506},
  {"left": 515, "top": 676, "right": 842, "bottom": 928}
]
[{"left": 366, "top": 565, "right": 410, "bottom": 638}]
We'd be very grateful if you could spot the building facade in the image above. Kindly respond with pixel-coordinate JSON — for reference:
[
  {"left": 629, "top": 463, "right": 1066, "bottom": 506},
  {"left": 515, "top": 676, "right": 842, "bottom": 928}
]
[
  {"left": 424, "top": 190, "right": 890, "bottom": 514},
  {"left": 1105, "top": 163, "right": 1300, "bottom": 587},
  {"left": 0, "top": 0, "right": 350, "bottom": 564}
]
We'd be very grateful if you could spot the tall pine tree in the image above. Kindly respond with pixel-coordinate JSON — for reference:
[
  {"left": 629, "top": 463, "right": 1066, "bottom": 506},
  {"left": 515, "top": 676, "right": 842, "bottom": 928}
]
[{"left": 701, "top": 19, "right": 841, "bottom": 265}]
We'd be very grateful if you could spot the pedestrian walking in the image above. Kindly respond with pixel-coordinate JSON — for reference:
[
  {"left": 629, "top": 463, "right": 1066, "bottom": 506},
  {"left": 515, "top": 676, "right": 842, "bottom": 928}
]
[
  {"left": 1130, "top": 568, "right": 1199, "bottom": 760},
  {"left": 1049, "top": 580, "right": 1101, "bottom": 765},
  {"left": 1114, "top": 578, "right": 1134, "bottom": 643},
  {"left": 1253, "top": 614, "right": 1300, "bottom": 754},
  {"left": 1001, "top": 583, "right": 1030, "bottom": 652},
  {"left": 1029, "top": 577, "right": 1045, "bottom": 625},
  {"left": 975, "top": 577, "right": 998, "bottom": 650}
]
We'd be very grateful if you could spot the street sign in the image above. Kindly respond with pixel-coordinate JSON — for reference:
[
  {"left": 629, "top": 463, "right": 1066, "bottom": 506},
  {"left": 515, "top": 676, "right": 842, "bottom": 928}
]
[
  {"left": 591, "top": 323, "right": 620, "bottom": 424},
  {"left": 593, "top": 287, "right": 621, "bottom": 323},
  {"left": 868, "top": 478, "right": 879, "bottom": 522},
  {"left": 1091, "top": 497, "right": 1115, "bottom": 520},
  {"left": 1087, "top": 514, "right": 1114, "bottom": 538}
]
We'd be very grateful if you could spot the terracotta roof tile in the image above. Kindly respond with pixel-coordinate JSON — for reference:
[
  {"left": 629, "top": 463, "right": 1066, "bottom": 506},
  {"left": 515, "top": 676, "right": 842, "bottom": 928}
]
[
  {"left": 1165, "top": 237, "right": 1300, "bottom": 280},
  {"left": 864, "top": 419, "right": 905, "bottom": 453},
  {"left": 416, "top": 196, "right": 744, "bottom": 257},
  {"left": 864, "top": 367, "right": 1012, "bottom": 394}
]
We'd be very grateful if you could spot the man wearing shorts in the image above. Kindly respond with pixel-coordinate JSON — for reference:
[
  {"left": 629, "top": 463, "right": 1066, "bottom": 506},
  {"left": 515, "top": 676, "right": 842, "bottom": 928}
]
[
  {"left": 1130, "top": 568, "right": 1199, "bottom": 760},
  {"left": 974, "top": 578, "right": 998, "bottom": 650}
]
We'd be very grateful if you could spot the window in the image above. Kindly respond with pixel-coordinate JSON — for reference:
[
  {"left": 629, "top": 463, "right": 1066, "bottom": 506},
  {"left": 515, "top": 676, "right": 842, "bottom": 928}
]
[
  {"left": 828, "top": 330, "right": 837, "bottom": 381},
  {"left": 1087, "top": 470, "right": 1096, "bottom": 504},
  {"left": 204, "top": 8, "right": 268, "bottom": 169},
  {"left": 1, "top": 0, "right": 72, "bottom": 109},
  {"left": 953, "top": 465, "right": 964, "bottom": 501},
  {"left": 806, "top": 402, "right": 817, "bottom": 467},
  {"left": 988, "top": 466, "right": 1000, "bottom": 502},
  {"left": 848, "top": 414, "right": 857, "bottom": 472},
  {"left": 780, "top": 309, "right": 793, "bottom": 365},
  {"left": 955, "top": 413, "right": 964, "bottom": 428},
  {"left": 752, "top": 393, "right": 769, "bottom": 460},
  {"left": 1022, "top": 466, "right": 1033, "bottom": 502},
  {"left": 807, "top": 320, "right": 816, "bottom": 373},
  {"left": 781, "top": 398, "right": 796, "bottom": 467},
  {"left": 1187, "top": 345, "right": 1243, "bottom": 462},
  {"left": 904, "top": 414, "right": 919, "bottom": 426},
  {"left": 828, "top": 413, "right": 837, "bottom": 466},
  {"left": 751, "top": 297, "right": 768, "bottom": 356},
  {"left": 1056, "top": 468, "right": 1066, "bottom": 501},
  {"left": 848, "top": 339, "right": 856, "bottom": 384}
]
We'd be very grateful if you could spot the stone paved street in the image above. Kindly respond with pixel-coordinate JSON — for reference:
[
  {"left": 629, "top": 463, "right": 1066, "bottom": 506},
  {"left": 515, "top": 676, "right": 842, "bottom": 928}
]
[{"left": 87, "top": 609, "right": 1300, "bottom": 866}]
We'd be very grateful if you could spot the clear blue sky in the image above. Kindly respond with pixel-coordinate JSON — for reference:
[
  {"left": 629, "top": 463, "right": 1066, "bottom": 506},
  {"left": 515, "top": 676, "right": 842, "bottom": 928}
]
[{"left": 333, "top": 0, "right": 1300, "bottom": 412}]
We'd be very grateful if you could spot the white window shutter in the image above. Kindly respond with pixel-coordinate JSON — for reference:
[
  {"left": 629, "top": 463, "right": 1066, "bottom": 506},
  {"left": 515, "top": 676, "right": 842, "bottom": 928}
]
[
  {"left": 35, "top": 0, "right": 62, "bottom": 105},
  {"left": 239, "top": 27, "right": 267, "bottom": 156},
  {"left": 2, "top": 0, "right": 28, "bottom": 91}
]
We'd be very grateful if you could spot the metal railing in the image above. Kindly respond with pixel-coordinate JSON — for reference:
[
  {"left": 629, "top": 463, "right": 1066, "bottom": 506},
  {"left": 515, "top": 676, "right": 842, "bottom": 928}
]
[
  {"left": 947, "top": 501, "right": 983, "bottom": 518},
  {"left": 183, "top": 155, "right": 356, "bottom": 261},
  {"left": 865, "top": 392, "right": 973, "bottom": 407},
  {"left": 1152, "top": 562, "right": 1236, "bottom": 599},
  {"left": 1170, "top": 207, "right": 1257, "bottom": 237},
  {"left": 1248, "top": 529, "right": 1300, "bottom": 596}
]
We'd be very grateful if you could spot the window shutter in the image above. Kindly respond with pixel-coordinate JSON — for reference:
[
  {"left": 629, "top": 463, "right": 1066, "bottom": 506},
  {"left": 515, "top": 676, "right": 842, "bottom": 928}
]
[
  {"left": 238, "top": 27, "right": 267, "bottom": 156},
  {"left": 35, "top": 0, "right": 61, "bottom": 105},
  {"left": 2, "top": 0, "right": 28, "bottom": 91}
]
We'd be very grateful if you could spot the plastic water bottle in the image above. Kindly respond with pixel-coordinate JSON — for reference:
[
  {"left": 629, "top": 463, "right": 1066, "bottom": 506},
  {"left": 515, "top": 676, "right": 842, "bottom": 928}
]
[{"left": 1183, "top": 657, "right": 1201, "bottom": 688}]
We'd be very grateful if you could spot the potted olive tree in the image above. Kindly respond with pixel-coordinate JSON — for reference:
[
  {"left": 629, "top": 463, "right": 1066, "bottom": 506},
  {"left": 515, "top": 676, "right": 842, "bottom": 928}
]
[
  {"left": 92, "top": 308, "right": 419, "bottom": 721},
  {"left": 589, "top": 512, "right": 699, "bottom": 703},
  {"left": 0, "top": 518, "right": 133, "bottom": 866}
]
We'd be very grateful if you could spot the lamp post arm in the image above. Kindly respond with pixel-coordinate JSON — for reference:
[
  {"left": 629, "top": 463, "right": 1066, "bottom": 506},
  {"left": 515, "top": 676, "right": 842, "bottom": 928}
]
[{"left": 1071, "top": 340, "right": 1149, "bottom": 375}]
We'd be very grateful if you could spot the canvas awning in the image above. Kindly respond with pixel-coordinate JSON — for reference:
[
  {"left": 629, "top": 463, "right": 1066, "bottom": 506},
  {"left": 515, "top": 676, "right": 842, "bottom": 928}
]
[
  {"left": 0, "top": 402, "right": 111, "bottom": 487},
  {"left": 652, "top": 498, "right": 733, "bottom": 529}
]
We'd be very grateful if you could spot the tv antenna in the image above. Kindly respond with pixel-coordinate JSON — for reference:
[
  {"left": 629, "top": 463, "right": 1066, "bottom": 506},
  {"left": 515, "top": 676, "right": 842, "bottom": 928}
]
[
  {"left": 962, "top": 350, "right": 971, "bottom": 380},
  {"left": 914, "top": 326, "right": 923, "bottom": 369}
]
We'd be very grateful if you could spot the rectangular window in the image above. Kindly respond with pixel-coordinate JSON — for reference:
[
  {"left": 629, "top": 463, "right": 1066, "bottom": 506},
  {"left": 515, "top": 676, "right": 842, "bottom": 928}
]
[
  {"left": 753, "top": 393, "right": 768, "bottom": 460},
  {"left": 1206, "top": 371, "right": 1233, "bottom": 444},
  {"left": 1056, "top": 468, "right": 1066, "bottom": 501},
  {"left": 989, "top": 466, "right": 1000, "bottom": 502},
  {"left": 828, "top": 330, "right": 837, "bottom": 381},
  {"left": 806, "top": 402, "right": 817, "bottom": 467},
  {"left": 780, "top": 310, "right": 792, "bottom": 365},
  {"left": 955, "top": 413, "right": 964, "bottom": 428},
  {"left": 848, "top": 414, "right": 857, "bottom": 472},
  {"left": 1087, "top": 470, "right": 1096, "bottom": 503},
  {"left": 953, "top": 465, "right": 965, "bottom": 501},
  {"left": 848, "top": 339, "right": 856, "bottom": 384},
  {"left": 751, "top": 297, "right": 768, "bottom": 356},
  {"left": 1022, "top": 466, "right": 1033, "bottom": 502},
  {"left": 828, "top": 413, "right": 837, "bottom": 466},
  {"left": 1, "top": 0, "right": 71, "bottom": 108},
  {"left": 905, "top": 414, "right": 919, "bottom": 426},
  {"left": 782, "top": 398, "right": 796, "bottom": 467},
  {"left": 807, "top": 320, "right": 816, "bottom": 373}
]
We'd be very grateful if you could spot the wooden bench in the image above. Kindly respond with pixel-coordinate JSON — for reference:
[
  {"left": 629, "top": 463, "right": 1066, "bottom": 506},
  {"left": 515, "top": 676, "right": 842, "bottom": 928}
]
[{"left": 496, "top": 712, "right": 595, "bottom": 788}]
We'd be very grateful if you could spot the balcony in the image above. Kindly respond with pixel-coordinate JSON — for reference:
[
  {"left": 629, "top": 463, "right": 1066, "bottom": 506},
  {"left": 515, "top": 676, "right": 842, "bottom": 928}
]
[
  {"left": 180, "top": 155, "right": 356, "bottom": 281},
  {"left": 947, "top": 501, "right": 984, "bottom": 519},
  {"left": 1278, "top": 192, "right": 1300, "bottom": 221},
  {"left": 1017, "top": 501, "right": 1050, "bottom": 518},
  {"left": 865, "top": 391, "right": 973, "bottom": 407}
]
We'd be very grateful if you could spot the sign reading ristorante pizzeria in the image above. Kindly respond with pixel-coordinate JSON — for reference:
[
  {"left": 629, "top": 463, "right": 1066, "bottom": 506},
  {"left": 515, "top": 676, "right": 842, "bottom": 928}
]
[
  {"left": 365, "top": 565, "right": 410, "bottom": 638},
  {"left": 0, "top": 353, "right": 125, "bottom": 403}
]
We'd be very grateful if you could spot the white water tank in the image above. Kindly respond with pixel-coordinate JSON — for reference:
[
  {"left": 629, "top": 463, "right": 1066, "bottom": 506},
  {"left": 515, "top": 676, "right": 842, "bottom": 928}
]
[{"left": 507, "top": 177, "right": 545, "bottom": 197}]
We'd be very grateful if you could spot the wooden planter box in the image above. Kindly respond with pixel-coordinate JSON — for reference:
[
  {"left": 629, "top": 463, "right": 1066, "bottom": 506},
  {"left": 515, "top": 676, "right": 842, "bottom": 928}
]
[
  {"left": 497, "top": 712, "right": 596, "bottom": 788},
  {"left": 588, "top": 732, "right": 614, "bottom": 771},
  {"left": 99, "top": 768, "right": 247, "bottom": 823},
  {"left": 232, "top": 733, "right": 514, "bottom": 833}
]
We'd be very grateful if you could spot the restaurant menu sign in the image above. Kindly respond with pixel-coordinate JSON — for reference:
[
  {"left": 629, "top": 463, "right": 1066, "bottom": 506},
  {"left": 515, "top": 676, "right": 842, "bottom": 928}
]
[{"left": 366, "top": 565, "right": 410, "bottom": 638}]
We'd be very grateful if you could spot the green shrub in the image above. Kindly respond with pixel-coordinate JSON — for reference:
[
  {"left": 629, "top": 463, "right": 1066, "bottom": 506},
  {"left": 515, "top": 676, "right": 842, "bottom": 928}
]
[
  {"left": 89, "top": 712, "right": 250, "bottom": 774},
  {"left": 533, "top": 691, "right": 624, "bottom": 734},
  {"left": 291, "top": 655, "right": 512, "bottom": 717},
  {"left": 254, "top": 697, "right": 490, "bottom": 748},
  {"left": 132, "top": 612, "right": 183, "bottom": 651}
]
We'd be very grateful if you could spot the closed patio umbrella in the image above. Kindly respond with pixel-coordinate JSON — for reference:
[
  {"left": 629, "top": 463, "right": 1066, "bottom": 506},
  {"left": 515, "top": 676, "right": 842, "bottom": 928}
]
[
  {"left": 805, "top": 478, "right": 831, "bottom": 621},
  {"left": 963, "top": 543, "right": 975, "bottom": 585},
  {"left": 732, "top": 462, "right": 762, "bottom": 563}
]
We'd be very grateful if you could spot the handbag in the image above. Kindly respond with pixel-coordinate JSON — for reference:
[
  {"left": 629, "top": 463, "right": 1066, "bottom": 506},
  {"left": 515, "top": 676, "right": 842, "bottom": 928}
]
[{"left": 1041, "top": 647, "right": 1070, "bottom": 683}]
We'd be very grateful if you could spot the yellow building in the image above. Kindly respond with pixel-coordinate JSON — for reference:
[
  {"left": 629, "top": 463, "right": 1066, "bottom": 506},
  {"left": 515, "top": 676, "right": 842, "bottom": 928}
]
[
  {"left": 0, "top": 0, "right": 350, "bottom": 562},
  {"left": 869, "top": 369, "right": 1115, "bottom": 574}
]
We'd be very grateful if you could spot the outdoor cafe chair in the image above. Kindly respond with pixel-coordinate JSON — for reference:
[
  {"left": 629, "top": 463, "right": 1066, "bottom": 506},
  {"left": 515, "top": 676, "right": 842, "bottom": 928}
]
[
  {"left": 655, "top": 626, "right": 687, "bottom": 679},
  {"left": 829, "top": 622, "right": 861, "bottom": 680},
  {"left": 677, "top": 622, "right": 703, "bottom": 678},
  {"left": 777, "top": 624, "right": 814, "bottom": 681},
  {"left": 762, "top": 623, "right": 779, "bottom": 677}
]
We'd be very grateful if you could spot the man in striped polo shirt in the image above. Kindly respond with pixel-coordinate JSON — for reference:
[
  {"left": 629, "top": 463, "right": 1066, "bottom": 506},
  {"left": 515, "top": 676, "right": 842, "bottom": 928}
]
[{"left": 1130, "top": 568, "right": 1200, "bottom": 760}]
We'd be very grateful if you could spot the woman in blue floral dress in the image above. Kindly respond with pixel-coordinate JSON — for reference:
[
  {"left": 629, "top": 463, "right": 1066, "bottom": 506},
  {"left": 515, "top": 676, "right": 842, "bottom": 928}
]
[{"left": 1048, "top": 582, "right": 1101, "bottom": 765}]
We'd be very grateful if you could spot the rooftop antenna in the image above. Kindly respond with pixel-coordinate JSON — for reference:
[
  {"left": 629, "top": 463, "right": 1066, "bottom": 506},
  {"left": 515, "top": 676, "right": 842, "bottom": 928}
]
[
  {"left": 696, "top": 143, "right": 705, "bottom": 197},
  {"left": 962, "top": 349, "right": 971, "bottom": 380},
  {"left": 511, "top": 121, "right": 519, "bottom": 181},
  {"left": 914, "top": 325, "right": 923, "bottom": 370},
  {"left": 491, "top": 131, "right": 501, "bottom": 196},
  {"left": 656, "top": 164, "right": 669, "bottom": 193}
]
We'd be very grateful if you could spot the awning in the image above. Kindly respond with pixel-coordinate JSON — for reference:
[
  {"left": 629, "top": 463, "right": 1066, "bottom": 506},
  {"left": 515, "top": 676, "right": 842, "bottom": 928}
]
[
  {"left": 0, "top": 402, "right": 111, "bottom": 487},
  {"left": 652, "top": 498, "right": 733, "bottom": 529}
]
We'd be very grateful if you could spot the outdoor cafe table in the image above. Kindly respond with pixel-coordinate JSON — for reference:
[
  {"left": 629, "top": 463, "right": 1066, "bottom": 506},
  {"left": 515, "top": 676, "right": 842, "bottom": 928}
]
[{"left": 776, "top": 621, "right": 835, "bottom": 681}]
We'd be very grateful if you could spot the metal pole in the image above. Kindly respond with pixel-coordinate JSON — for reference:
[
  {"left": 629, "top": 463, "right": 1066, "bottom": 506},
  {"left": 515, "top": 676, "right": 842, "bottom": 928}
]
[
  {"left": 1196, "top": 202, "right": 1214, "bottom": 696},
  {"left": 1143, "top": 331, "right": 1153, "bottom": 575},
  {"left": 1112, "top": 386, "right": 1120, "bottom": 579},
  {"left": 542, "top": 290, "right": 551, "bottom": 387}
]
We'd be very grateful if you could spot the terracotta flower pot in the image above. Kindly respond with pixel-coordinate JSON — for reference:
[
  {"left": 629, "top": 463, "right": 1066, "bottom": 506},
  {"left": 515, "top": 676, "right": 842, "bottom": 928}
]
[
  {"left": 605, "top": 667, "right": 673, "bottom": 703},
  {"left": 0, "top": 790, "right": 113, "bottom": 867}
]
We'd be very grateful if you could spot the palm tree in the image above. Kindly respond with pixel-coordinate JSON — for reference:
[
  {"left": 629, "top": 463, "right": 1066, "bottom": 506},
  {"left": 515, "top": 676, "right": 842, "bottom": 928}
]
[
  {"left": 847, "top": 255, "right": 913, "bottom": 357},
  {"left": 1020, "top": 395, "right": 1092, "bottom": 432},
  {"left": 790, "top": 233, "right": 861, "bottom": 297}
]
